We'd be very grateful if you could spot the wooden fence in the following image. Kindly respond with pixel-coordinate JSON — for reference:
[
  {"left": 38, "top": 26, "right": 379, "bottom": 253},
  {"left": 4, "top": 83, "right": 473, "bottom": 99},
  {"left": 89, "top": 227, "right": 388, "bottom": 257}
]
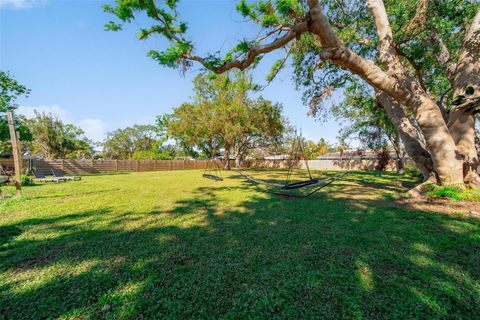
[
  {"left": 0, "top": 158, "right": 396, "bottom": 175},
  {"left": 28, "top": 159, "right": 233, "bottom": 175}
]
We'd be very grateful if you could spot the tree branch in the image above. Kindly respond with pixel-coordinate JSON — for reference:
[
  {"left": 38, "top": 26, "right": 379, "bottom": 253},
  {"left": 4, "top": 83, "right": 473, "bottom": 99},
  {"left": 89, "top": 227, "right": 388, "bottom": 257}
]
[
  {"left": 394, "top": 44, "right": 427, "bottom": 91},
  {"left": 184, "top": 20, "right": 309, "bottom": 74},
  {"left": 428, "top": 29, "right": 456, "bottom": 84},
  {"left": 452, "top": 8, "right": 480, "bottom": 100},
  {"left": 405, "top": 0, "right": 428, "bottom": 34},
  {"left": 366, "top": 0, "right": 408, "bottom": 78}
]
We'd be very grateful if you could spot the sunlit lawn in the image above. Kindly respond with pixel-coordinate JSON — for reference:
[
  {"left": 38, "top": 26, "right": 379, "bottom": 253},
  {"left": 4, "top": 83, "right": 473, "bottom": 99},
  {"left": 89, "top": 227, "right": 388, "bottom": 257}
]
[{"left": 1, "top": 170, "right": 479, "bottom": 319}]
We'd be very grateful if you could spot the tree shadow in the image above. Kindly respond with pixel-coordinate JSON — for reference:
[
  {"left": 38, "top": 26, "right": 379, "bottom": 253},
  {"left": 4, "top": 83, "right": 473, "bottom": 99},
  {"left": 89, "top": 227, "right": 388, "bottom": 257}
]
[
  {"left": 0, "top": 225, "right": 21, "bottom": 248},
  {"left": 1, "top": 178, "right": 479, "bottom": 319}
]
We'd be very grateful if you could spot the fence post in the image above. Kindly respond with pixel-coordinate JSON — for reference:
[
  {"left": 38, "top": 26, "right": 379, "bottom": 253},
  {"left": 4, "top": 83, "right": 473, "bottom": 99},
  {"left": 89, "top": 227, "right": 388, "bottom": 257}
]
[
  {"left": 115, "top": 160, "right": 119, "bottom": 172},
  {"left": 136, "top": 160, "right": 139, "bottom": 172},
  {"left": 7, "top": 112, "right": 22, "bottom": 197},
  {"left": 183, "top": 160, "right": 186, "bottom": 170},
  {"left": 91, "top": 158, "right": 95, "bottom": 173}
]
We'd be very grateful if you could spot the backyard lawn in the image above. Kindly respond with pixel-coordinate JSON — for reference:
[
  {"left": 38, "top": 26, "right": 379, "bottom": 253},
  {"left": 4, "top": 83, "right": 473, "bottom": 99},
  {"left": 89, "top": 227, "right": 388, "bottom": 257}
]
[{"left": 1, "top": 170, "right": 479, "bottom": 319}]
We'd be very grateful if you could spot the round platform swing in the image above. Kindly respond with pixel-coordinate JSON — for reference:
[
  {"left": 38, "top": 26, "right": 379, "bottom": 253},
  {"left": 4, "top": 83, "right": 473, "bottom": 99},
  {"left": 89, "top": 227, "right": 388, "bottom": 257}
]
[
  {"left": 202, "top": 157, "right": 224, "bottom": 182},
  {"left": 235, "top": 133, "right": 347, "bottom": 198}
]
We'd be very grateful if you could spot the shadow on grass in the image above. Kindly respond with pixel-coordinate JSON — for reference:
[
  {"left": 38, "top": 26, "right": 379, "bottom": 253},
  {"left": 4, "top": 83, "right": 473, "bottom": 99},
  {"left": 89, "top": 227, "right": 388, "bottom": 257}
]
[{"left": 1, "top": 174, "right": 479, "bottom": 319}]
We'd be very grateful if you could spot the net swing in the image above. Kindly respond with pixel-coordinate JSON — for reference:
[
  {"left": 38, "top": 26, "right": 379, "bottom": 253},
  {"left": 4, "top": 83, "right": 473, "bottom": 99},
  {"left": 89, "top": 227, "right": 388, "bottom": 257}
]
[
  {"left": 235, "top": 133, "right": 347, "bottom": 197},
  {"left": 202, "top": 157, "right": 224, "bottom": 181}
]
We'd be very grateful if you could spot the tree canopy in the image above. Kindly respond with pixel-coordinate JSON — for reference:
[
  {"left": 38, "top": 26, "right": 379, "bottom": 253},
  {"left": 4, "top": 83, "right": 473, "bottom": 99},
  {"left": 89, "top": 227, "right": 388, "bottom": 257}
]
[
  {"left": 28, "top": 111, "right": 95, "bottom": 159},
  {"left": 102, "top": 124, "right": 173, "bottom": 160},
  {"left": 162, "top": 72, "right": 286, "bottom": 167},
  {"left": 0, "top": 71, "right": 32, "bottom": 148}
]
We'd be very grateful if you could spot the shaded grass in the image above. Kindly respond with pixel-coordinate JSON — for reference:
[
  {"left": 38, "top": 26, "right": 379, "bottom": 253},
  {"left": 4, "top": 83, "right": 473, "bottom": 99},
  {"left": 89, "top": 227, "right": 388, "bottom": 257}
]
[{"left": 0, "top": 170, "right": 479, "bottom": 319}]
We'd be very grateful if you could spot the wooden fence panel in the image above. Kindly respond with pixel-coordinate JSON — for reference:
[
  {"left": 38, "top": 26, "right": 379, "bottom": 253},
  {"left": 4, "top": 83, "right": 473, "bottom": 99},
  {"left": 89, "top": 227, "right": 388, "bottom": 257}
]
[{"left": 3, "top": 158, "right": 397, "bottom": 176}]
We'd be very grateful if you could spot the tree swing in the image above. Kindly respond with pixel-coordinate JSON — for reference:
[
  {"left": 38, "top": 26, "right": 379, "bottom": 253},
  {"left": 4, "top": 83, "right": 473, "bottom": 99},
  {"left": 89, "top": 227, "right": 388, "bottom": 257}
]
[
  {"left": 202, "top": 157, "right": 223, "bottom": 181},
  {"left": 235, "top": 133, "right": 347, "bottom": 197}
]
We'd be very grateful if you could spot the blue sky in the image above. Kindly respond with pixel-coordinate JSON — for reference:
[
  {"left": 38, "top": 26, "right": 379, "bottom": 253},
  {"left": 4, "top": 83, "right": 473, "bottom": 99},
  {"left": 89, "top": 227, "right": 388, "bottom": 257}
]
[{"left": 0, "top": 0, "right": 343, "bottom": 144}]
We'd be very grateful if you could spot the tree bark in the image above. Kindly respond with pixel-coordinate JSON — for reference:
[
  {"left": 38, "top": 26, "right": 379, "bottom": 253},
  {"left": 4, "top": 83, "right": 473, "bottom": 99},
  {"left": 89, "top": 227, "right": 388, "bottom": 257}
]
[
  {"left": 448, "top": 8, "right": 480, "bottom": 188},
  {"left": 377, "top": 92, "right": 435, "bottom": 180},
  {"left": 235, "top": 157, "right": 241, "bottom": 168},
  {"left": 391, "top": 137, "right": 405, "bottom": 174},
  {"left": 223, "top": 147, "right": 231, "bottom": 170}
]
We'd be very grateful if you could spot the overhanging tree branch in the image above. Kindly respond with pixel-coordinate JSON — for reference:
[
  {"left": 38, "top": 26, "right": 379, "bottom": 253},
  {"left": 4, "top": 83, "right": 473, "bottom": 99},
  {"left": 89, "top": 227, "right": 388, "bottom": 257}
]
[{"left": 184, "top": 20, "right": 309, "bottom": 73}]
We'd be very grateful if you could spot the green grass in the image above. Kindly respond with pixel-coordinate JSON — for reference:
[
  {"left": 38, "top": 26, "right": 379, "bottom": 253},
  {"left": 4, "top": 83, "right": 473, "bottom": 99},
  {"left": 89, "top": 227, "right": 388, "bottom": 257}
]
[
  {"left": 1, "top": 170, "right": 479, "bottom": 319},
  {"left": 424, "top": 184, "right": 480, "bottom": 201}
]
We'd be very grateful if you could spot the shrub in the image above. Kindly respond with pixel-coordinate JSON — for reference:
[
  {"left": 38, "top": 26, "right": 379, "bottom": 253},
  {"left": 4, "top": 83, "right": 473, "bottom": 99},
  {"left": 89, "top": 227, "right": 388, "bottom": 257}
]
[
  {"left": 375, "top": 150, "right": 390, "bottom": 171},
  {"left": 21, "top": 175, "right": 34, "bottom": 186}
]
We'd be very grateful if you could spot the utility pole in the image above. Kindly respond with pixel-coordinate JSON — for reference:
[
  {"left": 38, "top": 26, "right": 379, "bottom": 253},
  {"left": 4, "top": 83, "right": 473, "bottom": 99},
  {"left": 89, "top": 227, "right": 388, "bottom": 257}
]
[{"left": 7, "top": 112, "right": 22, "bottom": 197}]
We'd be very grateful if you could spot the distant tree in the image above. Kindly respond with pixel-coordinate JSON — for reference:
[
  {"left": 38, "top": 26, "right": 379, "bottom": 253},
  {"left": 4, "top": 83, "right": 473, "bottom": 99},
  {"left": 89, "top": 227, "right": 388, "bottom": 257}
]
[
  {"left": 159, "top": 105, "right": 221, "bottom": 160},
  {"left": 29, "top": 111, "right": 95, "bottom": 159},
  {"left": 304, "top": 138, "right": 331, "bottom": 159},
  {"left": 163, "top": 73, "right": 285, "bottom": 168},
  {"left": 103, "top": 124, "right": 170, "bottom": 159},
  {"left": 0, "top": 71, "right": 32, "bottom": 153},
  {"left": 335, "top": 137, "right": 350, "bottom": 159}
]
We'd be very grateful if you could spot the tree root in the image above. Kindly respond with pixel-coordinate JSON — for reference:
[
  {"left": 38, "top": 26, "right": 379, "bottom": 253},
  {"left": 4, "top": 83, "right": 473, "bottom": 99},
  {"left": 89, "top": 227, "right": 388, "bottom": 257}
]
[
  {"left": 407, "top": 175, "right": 437, "bottom": 198},
  {"left": 465, "top": 172, "right": 480, "bottom": 189}
]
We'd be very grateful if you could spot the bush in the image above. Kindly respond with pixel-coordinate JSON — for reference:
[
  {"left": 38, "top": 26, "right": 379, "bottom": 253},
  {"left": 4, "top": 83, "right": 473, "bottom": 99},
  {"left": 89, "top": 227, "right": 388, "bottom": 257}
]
[
  {"left": 375, "top": 150, "right": 390, "bottom": 171},
  {"left": 21, "top": 175, "right": 34, "bottom": 186},
  {"left": 425, "top": 185, "right": 463, "bottom": 201}
]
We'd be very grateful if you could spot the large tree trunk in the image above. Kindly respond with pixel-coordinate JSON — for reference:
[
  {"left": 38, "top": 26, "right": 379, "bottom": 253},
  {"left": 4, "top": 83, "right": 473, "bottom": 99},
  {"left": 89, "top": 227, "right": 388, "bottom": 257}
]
[
  {"left": 308, "top": 0, "right": 465, "bottom": 185},
  {"left": 235, "top": 155, "right": 241, "bottom": 168},
  {"left": 447, "top": 110, "right": 480, "bottom": 188},
  {"left": 223, "top": 147, "right": 231, "bottom": 170},
  {"left": 476, "top": 133, "right": 480, "bottom": 173},
  {"left": 447, "top": 9, "right": 480, "bottom": 188},
  {"left": 377, "top": 92, "right": 435, "bottom": 180},
  {"left": 392, "top": 139, "right": 405, "bottom": 174}
]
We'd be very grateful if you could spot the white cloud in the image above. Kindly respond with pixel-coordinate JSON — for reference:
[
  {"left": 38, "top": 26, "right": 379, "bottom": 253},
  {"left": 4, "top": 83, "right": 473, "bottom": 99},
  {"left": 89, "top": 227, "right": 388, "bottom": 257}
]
[
  {"left": 78, "top": 118, "right": 107, "bottom": 142},
  {"left": 0, "top": 0, "right": 47, "bottom": 10},
  {"left": 17, "top": 104, "right": 71, "bottom": 122}
]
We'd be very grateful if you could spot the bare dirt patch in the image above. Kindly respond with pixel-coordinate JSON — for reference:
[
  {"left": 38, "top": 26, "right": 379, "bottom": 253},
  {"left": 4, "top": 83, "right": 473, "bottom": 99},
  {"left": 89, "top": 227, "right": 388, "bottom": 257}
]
[{"left": 396, "top": 197, "right": 480, "bottom": 218}]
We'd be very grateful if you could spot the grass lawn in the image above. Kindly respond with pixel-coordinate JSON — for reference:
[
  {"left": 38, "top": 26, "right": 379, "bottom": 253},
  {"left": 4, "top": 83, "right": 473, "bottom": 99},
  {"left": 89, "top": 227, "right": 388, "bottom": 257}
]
[{"left": 1, "top": 170, "right": 479, "bottom": 319}]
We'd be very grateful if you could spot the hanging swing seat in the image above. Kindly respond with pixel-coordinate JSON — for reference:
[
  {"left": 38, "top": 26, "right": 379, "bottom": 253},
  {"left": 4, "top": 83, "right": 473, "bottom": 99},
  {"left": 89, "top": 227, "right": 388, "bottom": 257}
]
[
  {"left": 202, "top": 156, "right": 224, "bottom": 182},
  {"left": 281, "top": 178, "right": 320, "bottom": 190},
  {"left": 234, "top": 170, "right": 347, "bottom": 197},
  {"left": 234, "top": 170, "right": 323, "bottom": 190},
  {"left": 202, "top": 173, "right": 224, "bottom": 181},
  {"left": 234, "top": 131, "right": 347, "bottom": 197}
]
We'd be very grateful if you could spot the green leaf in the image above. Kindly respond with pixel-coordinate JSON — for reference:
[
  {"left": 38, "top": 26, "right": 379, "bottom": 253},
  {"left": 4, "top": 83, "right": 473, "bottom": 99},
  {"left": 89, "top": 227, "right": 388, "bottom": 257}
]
[{"left": 104, "top": 21, "right": 123, "bottom": 32}]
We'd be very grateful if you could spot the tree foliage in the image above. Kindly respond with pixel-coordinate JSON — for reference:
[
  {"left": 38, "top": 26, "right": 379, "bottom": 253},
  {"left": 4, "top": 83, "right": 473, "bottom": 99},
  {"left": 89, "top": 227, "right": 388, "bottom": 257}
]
[
  {"left": 332, "top": 79, "right": 397, "bottom": 152},
  {"left": 303, "top": 137, "right": 332, "bottom": 160},
  {"left": 28, "top": 111, "right": 95, "bottom": 159},
  {"left": 0, "top": 71, "right": 32, "bottom": 146},
  {"left": 163, "top": 72, "right": 286, "bottom": 167},
  {"left": 103, "top": 124, "right": 171, "bottom": 160}
]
